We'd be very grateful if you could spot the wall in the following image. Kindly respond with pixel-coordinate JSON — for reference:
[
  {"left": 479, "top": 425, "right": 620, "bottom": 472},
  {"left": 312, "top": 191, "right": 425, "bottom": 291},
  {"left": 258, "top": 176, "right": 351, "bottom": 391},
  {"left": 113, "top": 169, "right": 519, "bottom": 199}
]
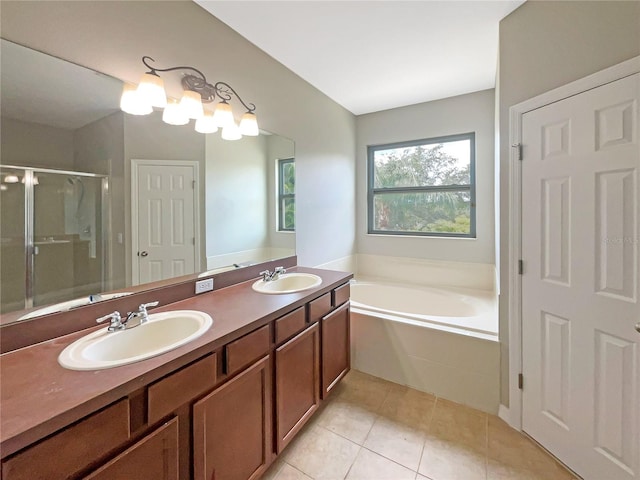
[
  {"left": 74, "top": 112, "right": 126, "bottom": 289},
  {"left": 0, "top": 0, "right": 357, "bottom": 270},
  {"left": 1, "top": 117, "right": 75, "bottom": 170},
  {"left": 205, "top": 134, "right": 268, "bottom": 265},
  {"left": 356, "top": 89, "right": 495, "bottom": 264},
  {"left": 497, "top": 0, "right": 640, "bottom": 406}
]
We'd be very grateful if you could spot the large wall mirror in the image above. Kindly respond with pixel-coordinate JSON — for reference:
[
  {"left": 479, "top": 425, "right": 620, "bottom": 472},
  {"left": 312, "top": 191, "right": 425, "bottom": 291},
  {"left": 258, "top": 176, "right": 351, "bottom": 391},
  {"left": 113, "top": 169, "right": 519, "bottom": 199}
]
[{"left": 0, "top": 39, "right": 295, "bottom": 324}]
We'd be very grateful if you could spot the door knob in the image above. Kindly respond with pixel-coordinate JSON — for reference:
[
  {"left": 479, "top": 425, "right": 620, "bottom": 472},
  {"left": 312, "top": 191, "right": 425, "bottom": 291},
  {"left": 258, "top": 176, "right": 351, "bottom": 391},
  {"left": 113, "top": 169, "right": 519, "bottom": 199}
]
[
  {"left": 139, "top": 251, "right": 148, "bottom": 257},
  {"left": 636, "top": 322, "right": 640, "bottom": 334}
]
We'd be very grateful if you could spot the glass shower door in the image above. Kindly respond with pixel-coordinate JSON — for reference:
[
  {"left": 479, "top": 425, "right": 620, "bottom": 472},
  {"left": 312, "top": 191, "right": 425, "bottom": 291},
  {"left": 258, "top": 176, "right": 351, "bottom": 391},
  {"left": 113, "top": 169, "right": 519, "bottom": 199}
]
[
  {"left": 0, "top": 167, "right": 26, "bottom": 313},
  {"left": 32, "top": 171, "right": 106, "bottom": 307},
  {"left": 0, "top": 166, "right": 108, "bottom": 315}
]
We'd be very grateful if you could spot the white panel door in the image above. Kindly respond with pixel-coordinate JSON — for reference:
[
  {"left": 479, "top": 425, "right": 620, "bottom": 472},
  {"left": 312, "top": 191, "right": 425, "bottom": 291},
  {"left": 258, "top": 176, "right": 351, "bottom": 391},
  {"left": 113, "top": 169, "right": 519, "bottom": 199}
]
[
  {"left": 522, "top": 73, "right": 639, "bottom": 479},
  {"left": 135, "top": 163, "right": 197, "bottom": 284}
]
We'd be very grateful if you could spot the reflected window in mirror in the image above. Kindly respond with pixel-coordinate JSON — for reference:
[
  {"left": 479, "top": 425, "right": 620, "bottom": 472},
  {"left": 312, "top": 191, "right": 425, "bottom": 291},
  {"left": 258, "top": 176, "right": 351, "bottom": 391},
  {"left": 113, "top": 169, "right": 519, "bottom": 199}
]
[{"left": 277, "top": 158, "right": 295, "bottom": 232}]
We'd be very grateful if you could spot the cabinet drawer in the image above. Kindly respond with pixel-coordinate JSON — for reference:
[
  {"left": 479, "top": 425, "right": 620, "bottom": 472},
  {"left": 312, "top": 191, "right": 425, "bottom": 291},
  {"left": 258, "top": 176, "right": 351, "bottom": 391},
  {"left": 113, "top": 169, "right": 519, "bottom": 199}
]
[
  {"left": 275, "top": 307, "right": 306, "bottom": 345},
  {"left": 84, "top": 417, "right": 179, "bottom": 480},
  {"left": 148, "top": 354, "right": 217, "bottom": 424},
  {"left": 225, "top": 324, "right": 270, "bottom": 375},
  {"left": 333, "top": 283, "right": 350, "bottom": 307},
  {"left": 308, "top": 292, "right": 332, "bottom": 324},
  {"left": 2, "top": 399, "right": 130, "bottom": 480}
]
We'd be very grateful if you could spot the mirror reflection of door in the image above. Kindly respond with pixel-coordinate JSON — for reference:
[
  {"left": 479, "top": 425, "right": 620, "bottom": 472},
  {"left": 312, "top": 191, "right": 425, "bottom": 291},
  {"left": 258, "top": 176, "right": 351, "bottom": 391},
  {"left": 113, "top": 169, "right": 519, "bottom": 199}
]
[{"left": 132, "top": 160, "right": 199, "bottom": 284}]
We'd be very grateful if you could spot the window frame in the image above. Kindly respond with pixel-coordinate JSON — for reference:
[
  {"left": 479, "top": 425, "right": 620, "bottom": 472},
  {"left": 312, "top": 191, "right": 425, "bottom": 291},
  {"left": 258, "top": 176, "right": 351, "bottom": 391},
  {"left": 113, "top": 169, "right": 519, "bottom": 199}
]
[
  {"left": 277, "top": 157, "right": 295, "bottom": 232},
  {"left": 367, "top": 132, "right": 476, "bottom": 238}
]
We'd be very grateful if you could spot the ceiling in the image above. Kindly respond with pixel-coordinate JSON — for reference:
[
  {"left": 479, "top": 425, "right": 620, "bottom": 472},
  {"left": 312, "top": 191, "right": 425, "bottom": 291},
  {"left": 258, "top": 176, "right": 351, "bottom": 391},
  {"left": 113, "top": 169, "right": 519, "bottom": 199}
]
[
  {"left": 196, "top": 0, "right": 525, "bottom": 115},
  {"left": 1, "top": 40, "right": 122, "bottom": 130}
]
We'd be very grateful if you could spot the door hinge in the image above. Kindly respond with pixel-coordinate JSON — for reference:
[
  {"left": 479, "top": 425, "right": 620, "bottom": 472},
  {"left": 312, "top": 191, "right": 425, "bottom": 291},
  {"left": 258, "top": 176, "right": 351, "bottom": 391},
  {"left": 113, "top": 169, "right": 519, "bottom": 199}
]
[
  {"left": 518, "top": 373, "right": 524, "bottom": 390},
  {"left": 192, "top": 180, "right": 196, "bottom": 189},
  {"left": 192, "top": 237, "right": 195, "bottom": 245},
  {"left": 518, "top": 260, "right": 524, "bottom": 275},
  {"left": 512, "top": 143, "right": 523, "bottom": 161}
]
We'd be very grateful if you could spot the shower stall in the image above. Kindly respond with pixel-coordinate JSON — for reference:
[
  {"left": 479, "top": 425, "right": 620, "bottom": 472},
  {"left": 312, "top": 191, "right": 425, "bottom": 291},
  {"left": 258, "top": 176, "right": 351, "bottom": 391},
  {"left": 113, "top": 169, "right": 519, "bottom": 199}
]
[{"left": 0, "top": 165, "right": 109, "bottom": 314}]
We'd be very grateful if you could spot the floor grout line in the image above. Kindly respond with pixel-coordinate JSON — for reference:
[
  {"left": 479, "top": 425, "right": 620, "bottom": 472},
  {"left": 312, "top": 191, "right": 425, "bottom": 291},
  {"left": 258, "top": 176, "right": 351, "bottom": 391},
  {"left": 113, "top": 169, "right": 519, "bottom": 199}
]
[{"left": 342, "top": 445, "right": 363, "bottom": 480}]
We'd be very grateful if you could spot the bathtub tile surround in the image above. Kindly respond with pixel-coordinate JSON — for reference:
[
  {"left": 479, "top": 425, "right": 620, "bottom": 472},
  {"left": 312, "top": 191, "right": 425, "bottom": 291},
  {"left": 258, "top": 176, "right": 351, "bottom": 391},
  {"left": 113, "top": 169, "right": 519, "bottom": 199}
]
[
  {"left": 315, "top": 254, "right": 496, "bottom": 292},
  {"left": 356, "top": 254, "right": 496, "bottom": 291},
  {"left": 264, "top": 370, "right": 576, "bottom": 480}
]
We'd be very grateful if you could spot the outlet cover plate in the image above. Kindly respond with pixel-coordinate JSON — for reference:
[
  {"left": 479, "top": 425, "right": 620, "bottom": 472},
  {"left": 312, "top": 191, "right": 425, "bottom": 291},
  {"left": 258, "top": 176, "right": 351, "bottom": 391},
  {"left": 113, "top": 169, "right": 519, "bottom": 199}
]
[{"left": 195, "top": 278, "right": 214, "bottom": 295}]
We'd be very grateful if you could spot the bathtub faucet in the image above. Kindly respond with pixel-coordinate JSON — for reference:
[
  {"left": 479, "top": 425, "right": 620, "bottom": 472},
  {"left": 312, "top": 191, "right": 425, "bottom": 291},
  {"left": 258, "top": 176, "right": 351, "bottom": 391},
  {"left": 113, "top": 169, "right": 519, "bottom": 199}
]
[{"left": 260, "top": 266, "right": 286, "bottom": 282}]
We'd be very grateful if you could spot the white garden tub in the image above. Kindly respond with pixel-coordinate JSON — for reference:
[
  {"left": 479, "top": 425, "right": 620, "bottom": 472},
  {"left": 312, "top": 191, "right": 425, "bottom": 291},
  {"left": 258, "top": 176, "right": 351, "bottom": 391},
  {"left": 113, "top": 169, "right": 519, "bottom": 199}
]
[
  {"left": 350, "top": 279, "right": 498, "bottom": 340},
  {"left": 349, "top": 277, "right": 500, "bottom": 413}
]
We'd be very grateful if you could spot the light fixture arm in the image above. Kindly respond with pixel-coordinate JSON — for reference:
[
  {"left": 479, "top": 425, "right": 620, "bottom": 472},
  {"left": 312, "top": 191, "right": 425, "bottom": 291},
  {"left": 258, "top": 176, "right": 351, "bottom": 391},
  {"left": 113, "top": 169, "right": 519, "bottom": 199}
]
[
  {"left": 214, "top": 81, "right": 256, "bottom": 114},
  {"left": 139, "top": 56, "right": 256, "bottom": 113}
]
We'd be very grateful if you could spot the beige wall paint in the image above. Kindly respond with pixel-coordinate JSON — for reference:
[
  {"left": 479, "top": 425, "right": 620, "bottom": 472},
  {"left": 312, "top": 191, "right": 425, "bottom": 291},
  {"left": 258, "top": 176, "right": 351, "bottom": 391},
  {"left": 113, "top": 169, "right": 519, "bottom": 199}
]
[
  {"left": 498, "top": 0, "right": 640, "bottom": 406},
  {"left": 74, "top": 112, "right": 126, "bottom": 289},
  {"left": 205, "top": 134, "right": 268, "bottom": 257},
  {"left": 356, "top": 89, "right": 495, "bottom": 264},
  {"left": 1, "top": 117, "right": 75, "bottom": 170},
  {"left": 0, "top": 0, "right": 356, "bottom": 268}
]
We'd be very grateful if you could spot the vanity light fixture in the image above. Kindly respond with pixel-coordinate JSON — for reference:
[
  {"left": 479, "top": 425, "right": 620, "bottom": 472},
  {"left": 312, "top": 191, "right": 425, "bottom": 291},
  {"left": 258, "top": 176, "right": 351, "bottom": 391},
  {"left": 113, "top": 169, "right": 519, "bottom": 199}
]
[{"left": 121, "top": 56, "right": 259, "bottom": 140}]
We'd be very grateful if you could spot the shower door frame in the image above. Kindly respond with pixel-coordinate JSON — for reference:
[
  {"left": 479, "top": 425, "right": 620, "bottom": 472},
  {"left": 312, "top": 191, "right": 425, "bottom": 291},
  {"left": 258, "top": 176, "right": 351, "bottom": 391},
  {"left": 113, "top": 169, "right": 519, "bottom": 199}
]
[{"left": 1, "top": 165, "right": 110, "bottom": 310}]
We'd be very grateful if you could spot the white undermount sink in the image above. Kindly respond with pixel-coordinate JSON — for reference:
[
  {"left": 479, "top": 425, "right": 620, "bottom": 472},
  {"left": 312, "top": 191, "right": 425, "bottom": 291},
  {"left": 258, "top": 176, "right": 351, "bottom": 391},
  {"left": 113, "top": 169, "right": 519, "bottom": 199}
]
[
  {"left": 58, "top": 310, "right": 213, "bottom": 370},
  {"left": 252, "top": 273, "right": 322, "bottom": 294}
]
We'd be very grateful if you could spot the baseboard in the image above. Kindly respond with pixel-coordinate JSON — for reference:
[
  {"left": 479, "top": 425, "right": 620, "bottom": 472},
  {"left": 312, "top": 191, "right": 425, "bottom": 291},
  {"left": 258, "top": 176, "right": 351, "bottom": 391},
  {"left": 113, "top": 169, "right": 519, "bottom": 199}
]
[{"left": 498, "top": 404, "right": 515, "bottom": 427}]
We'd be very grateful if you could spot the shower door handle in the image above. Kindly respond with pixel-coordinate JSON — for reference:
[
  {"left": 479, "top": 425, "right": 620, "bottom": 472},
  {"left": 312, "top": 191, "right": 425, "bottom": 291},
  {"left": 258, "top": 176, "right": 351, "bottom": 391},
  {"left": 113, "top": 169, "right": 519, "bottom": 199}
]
[{"left": 138, "top": 251, "right": 148, "bottom": 257}]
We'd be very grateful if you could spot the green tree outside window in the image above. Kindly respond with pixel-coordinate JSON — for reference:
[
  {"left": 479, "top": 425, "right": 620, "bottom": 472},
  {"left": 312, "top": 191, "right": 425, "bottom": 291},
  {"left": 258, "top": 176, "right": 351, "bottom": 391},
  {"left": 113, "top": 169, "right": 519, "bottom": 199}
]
[{"left": 368, "top": 133, "right": 475, "bottom": 237}]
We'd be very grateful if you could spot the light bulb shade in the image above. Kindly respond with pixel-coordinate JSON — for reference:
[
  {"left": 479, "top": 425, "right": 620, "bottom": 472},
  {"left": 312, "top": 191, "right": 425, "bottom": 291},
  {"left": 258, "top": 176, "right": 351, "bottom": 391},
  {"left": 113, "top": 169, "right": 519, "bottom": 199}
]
[
  {"left": 194, "top": 112, "right": 219, "bottom": 134},
  {"left": 212, "top": 102, "right": 234, "bottom": 128},
  {"left": 239, "top": 112, "right": 259, "bottom": 136},
  {"left": 162, "top": 99, "right": 189, "bottom": 126},
  {"left": 221, "top": 121, "right": 242, "bottom": 141},
  {"left": 137, "top": 72, "right": 167, "bottom": 108},
  {"left": 120, "top": 83, "right": 153, "bottom": 115},
  {"left": 179, "top": 90, "right": 204, "bottom": 120},
  {"left": 4, "top": 174, "right": 19, "bottom": 184}
]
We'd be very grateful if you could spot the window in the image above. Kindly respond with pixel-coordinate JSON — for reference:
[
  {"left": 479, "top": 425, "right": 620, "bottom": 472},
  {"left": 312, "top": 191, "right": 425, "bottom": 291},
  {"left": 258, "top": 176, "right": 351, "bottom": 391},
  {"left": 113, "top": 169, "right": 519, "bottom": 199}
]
[
  {"left": 368, "top": 132, "right": 475, "bottom": 237},
  {"left": 278, "top": 158, "right": 295, "bottom": 231}
]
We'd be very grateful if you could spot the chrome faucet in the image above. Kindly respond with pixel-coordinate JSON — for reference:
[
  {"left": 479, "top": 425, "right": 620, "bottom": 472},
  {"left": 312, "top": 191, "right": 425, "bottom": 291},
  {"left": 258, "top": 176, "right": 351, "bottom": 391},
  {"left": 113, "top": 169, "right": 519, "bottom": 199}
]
[
  {"left": 125, "top": 301, "right": 159, "bottom": 328},
  {"left": 96, "top": 301, "right": 158, "bottom": 332},
  {"left": 96, "top": 311, "right": 125, "bottom": 332},
  {"left": 259, "top": 266, "right": 286, "bottom": 282}
]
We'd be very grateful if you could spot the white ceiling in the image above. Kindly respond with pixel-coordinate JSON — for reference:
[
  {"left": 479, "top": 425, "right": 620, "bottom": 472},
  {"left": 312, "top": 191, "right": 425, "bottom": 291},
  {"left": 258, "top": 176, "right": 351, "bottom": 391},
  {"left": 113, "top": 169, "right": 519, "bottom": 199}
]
[
  {"left": 1, "top": 40, "right": 122, "bottom": 130},
  {"left": 196, "top": 0, "right": 524, "bottom": 115}
]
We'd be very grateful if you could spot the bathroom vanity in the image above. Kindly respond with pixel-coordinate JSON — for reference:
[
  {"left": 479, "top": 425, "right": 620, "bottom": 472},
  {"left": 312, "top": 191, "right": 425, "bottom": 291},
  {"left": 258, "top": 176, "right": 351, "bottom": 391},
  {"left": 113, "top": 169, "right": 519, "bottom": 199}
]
[{"left": 0, "top": 266, "right": 352, "bottom": 480}]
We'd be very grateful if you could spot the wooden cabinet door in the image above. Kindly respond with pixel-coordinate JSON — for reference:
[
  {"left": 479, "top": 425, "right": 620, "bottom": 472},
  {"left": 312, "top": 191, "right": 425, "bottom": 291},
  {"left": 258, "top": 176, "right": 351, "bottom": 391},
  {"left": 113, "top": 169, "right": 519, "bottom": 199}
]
[
  {"left": 275, "top": 323, "right": 320, "bottom": 453},
  {"left": 321, "top": 302, "right": 350, "bottom": 398},
  {"left": 84, "top": 418, "right": 178, "bottom": 480},
  {"left": 193, "top": 356, "right": 271, "bottom": 480}
]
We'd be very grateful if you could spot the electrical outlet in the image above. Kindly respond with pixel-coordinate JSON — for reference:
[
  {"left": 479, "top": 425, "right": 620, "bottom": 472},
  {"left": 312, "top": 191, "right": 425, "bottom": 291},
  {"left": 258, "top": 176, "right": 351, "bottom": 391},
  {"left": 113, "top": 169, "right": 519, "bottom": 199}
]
[{"left": 195, "top": 278, "right": 214, "bottom": 295}]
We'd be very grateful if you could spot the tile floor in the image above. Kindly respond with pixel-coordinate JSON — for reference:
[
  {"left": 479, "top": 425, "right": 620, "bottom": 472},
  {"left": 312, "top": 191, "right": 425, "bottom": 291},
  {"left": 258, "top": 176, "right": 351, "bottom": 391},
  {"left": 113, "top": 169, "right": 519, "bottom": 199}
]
[{"left": 263, "top": 370, "right": 577, "bottom": 480}]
